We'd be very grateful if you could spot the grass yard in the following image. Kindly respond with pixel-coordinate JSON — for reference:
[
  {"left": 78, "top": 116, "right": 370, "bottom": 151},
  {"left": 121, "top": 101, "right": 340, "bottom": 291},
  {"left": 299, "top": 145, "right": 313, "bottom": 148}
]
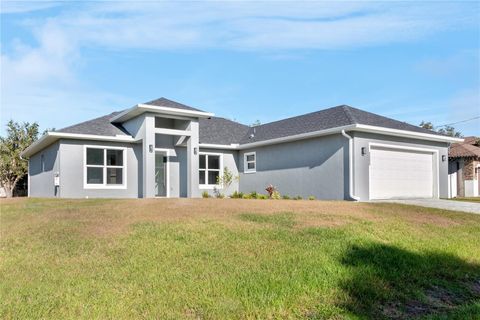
[
  {"left": 449, "top": 197, "right": 480, "bottom": 203},
  {"left": 1, "top": 198, "right": 479, "bottom": 319}
]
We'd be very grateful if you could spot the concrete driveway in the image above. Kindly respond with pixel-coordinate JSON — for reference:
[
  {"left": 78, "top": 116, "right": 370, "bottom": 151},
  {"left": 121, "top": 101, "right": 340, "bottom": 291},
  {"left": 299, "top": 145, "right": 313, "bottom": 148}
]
[{"left": 377, "top": 199, "right": 480, "bottom": 214}]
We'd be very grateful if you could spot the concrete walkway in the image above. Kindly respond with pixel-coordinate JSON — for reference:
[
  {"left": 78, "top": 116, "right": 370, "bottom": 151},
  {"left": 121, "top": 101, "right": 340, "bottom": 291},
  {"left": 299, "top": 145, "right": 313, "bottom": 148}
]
[{"left": 377, "top": 199, "right": 480, "bottom": 214}]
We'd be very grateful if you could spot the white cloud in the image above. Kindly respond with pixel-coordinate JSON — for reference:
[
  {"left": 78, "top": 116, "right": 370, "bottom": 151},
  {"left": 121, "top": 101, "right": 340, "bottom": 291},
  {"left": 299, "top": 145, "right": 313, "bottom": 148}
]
[
  {"left": 22, "top": 2, "right": 475, "bottom": 51},
  {"left": 0, "top": 1, "right": 61, "bottom": 14},
  {"left": 1, "top": 1, "right": 478, "bottom": 133}
]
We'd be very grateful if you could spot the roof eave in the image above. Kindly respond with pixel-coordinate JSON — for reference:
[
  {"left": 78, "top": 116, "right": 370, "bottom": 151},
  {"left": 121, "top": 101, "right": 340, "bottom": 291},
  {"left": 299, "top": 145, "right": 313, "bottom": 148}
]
[
  {"left": 20, "top": 132, "right": 135, "bottom": 158},
  {"left": 238, "top": 125, "right": 356, "bottom": 149},
  {"left": 236, "top": 124, "right": 462, "bottom": 150},
  {"left": 110, "top": 104, "right": 214, "bottom": 123},
  {"left": 353, "top": 124, "right": 464, "bottom": 143}
]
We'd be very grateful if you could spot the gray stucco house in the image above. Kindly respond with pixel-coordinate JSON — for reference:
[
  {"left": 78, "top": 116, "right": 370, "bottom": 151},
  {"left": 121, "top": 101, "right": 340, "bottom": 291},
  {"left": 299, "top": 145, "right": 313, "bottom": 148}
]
[{"left": 21, "top": 97, "right": 461, "bottom": 201}]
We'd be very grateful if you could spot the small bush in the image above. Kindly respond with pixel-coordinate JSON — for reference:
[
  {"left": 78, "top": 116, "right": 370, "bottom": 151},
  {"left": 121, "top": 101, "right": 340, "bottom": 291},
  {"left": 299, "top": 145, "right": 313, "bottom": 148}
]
[
  {"left": 216, "top": 193, "right": 225, "bottom": 199},
  {"left": 230, "top": 191, "right": 244, "bottom": 199},
  {"left": 202, "top": 191, "right": 210, "bottom": 198},
  {"left": 308, "top": 196, "right": 316, "bottom": 200},
  {"left": 282, "top": 195, "right": 290, "bottom": 200},
  {"left": 242, "top": 194, "right": 252, "bottom": 199},
  {"left": 249, "top": 191, "right": 258, "bottom": 199},
  {"left": 258, "top": 194, "right": 268, "bottom": 200},
  {"left": 294, "top": 196, "right": 303, "bottom": 200},
  {"left": 271, "top": 190, "right": 281, "bottom": 200}
]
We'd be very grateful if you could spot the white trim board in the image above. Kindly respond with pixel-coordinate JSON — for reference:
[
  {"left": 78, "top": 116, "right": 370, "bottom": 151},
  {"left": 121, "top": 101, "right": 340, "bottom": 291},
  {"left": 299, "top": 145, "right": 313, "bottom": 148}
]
[
  {"left": 21, "top": 132, "right": 135, "bottom": 158},
  {"left": 110, "top": 104, "right": 214, "bottom": 123},
  {"left": 199, "top": 124, "right": 461, "bottom": 151}
]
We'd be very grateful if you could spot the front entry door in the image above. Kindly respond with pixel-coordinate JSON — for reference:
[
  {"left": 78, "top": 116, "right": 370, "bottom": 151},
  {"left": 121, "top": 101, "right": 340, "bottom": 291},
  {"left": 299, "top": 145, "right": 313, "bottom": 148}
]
[{"left": 155, "top": 153, "right": 167, "bottom": 197}]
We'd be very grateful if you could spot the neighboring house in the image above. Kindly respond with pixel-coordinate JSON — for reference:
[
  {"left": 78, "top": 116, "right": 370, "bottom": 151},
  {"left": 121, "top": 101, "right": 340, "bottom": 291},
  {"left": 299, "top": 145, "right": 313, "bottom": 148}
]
[
  {"left": 448, "top": 137, "right": 480, "bottom": 198},
  {"left": 21, "top": 97, "right": 461, "bottom": 200}
]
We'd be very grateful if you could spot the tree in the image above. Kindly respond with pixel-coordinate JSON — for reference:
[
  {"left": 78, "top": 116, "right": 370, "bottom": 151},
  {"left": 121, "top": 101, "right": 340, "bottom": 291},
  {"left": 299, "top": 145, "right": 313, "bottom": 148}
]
[
  {"left": 437, "top": 125, "right": 462, "bottom": 138},
  {"left": 251, "top": 120, "right": 261, "bottom": 127},
  {"left": 419, "top": 121, "right": 462, "bottom": 138},
  {"left": 0, "top": 121, "right": 39, "bottom": 197},
  {"left": 419, "top": 121, "right": 433, "bottom": 130}
]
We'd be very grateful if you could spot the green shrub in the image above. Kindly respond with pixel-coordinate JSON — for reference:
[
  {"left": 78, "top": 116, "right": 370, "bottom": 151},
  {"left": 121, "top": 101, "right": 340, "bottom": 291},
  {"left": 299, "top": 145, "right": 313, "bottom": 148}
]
[
  {"left": 202, "top": 191, "right": 210, "bottom": 198},
  {"left": 242, "top": 194, "right": 252, "bottom": 199},
  {"left": 249, "top": 191, "right": 258, "bottom": 199},
  {"left": 294, "top": 196, "right": 303, "bottom": 200},
  {"left": 258, "top": 194, "right": 268, "bottom": 200},
  {"left": 271, "top": 190, "right": 281, "bottom": 200},
  {"left": 282, "top": 195, "right": 290, "bottom": 200},
  {"left": 216, "top": 193, "right": 225, "bottom": 199},
  {"left": 308, "top": 196, "right": 316, "bottom": 200},
  {"left": 230, "top": 191, "right": 244, "bottom": 199}
]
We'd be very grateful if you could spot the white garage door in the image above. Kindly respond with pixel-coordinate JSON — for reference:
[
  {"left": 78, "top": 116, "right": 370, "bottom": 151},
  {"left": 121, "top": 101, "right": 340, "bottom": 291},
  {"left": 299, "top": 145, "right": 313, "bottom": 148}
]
[{"left": 370, "top": 146, "right": 434, "bottom": 199}]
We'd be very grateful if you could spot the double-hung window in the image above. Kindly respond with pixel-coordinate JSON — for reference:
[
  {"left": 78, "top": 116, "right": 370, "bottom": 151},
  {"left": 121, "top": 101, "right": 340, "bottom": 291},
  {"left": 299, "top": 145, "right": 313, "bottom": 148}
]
[
  {"left": 199, "top": 153, "right": 222, "bottom": 187},
  {"left": 244, "top": 152, "right": 256, "bottom": 173},
  {"left": 85, "top": 146, "right": 126, "bottom": 188}
]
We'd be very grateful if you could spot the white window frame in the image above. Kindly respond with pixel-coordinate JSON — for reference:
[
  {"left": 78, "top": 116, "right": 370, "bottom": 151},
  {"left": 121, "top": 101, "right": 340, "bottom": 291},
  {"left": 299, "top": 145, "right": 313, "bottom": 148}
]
[
  {"left": 199, "top": 152, "right": 223, "bottom": 189},
  {"left": 83, "top": 145, "right": 127, "bottom": 189},
  {"left": 244, "top": 151, "right": 256, "bottom": 173}
]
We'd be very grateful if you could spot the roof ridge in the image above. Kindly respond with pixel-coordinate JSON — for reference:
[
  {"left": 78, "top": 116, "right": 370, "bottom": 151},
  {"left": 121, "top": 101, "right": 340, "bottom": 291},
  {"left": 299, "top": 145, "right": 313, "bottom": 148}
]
[{"left": 341, "top": 105, "right": 357, "bottom": 124}]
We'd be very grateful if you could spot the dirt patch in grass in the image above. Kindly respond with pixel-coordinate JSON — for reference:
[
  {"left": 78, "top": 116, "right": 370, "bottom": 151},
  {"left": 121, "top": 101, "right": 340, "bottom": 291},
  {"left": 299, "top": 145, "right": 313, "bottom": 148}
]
[
  {"left": 0, "top": 198, "right": 474, "bottom": 239},
  {"left": 363, "top": 203, "right": 464, "bottom": 227},
  {"left": 0, "top": 198, "right": 380, "bottom": 237},
  {"left": 85, "top": 199, "right": 383, "bottom": 236},
  {"left": 1, "top": 198, "right": 480, "bottom": 319}
]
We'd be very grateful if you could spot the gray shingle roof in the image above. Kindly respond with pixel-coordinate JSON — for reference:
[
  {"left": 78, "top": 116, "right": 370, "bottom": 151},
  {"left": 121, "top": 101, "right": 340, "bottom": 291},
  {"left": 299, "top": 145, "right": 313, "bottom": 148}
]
[
  {"left": 239, "top": 105, "right": 443, "bottom": 144},
  {"left": 144, "top": 97, "right": 205, "bottom": 112},
  {"left": 55, "top": 103, "right": 444, "bottom": 145},
  {"left": 199, "top": 117, "right": 250, "bottom": 145},
  {"left": 343, "top": 106, "right": 442, "bottom": 135},
  {"left": 57, "top": 112, "right": 129, "bottom": 136}
]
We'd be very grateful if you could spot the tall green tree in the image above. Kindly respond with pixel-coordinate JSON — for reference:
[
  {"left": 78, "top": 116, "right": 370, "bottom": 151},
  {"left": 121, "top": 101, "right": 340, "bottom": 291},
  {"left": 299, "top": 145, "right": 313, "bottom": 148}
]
[
  {"left": 0, "top": 121, "right": 39, "bottom": 197},
  {"left": 437, "top": 125, "right": 463, "bottom": 138},
  {"left": 419, "top": 121, "right": 462, "bottom": 138}
]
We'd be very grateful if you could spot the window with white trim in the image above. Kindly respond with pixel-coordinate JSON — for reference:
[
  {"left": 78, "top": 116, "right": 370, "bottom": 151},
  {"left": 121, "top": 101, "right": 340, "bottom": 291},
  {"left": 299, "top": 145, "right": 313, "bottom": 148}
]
[
  {"left": 199, "top": 153, "right": 221, "bottom": 187},
  {"left": 244, "top": 152, "right": 256, "bottom": 173},
  {"left": 85, "top": 147, "right": 125, "bottom": 187}
]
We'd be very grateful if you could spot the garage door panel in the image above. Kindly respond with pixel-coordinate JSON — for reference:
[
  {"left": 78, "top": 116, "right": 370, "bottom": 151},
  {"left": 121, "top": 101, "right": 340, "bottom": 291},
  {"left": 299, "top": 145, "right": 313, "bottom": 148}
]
[{"left": 370, "top": 147, "right": 434, "bottom": 199}]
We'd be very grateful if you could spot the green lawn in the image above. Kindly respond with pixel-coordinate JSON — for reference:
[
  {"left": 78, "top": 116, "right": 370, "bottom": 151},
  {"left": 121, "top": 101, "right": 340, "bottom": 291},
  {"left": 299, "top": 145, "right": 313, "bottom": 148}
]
[
  {"left": 1, "top": 198, "right": 479, "bottom": 319},
  {"left": 449, "top": 197, "right": 480, "bottom": 203}
]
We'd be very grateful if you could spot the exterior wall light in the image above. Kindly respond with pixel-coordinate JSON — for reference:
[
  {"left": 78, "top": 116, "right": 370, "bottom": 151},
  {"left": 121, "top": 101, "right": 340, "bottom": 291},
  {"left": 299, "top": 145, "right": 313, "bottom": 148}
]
[
  {"left": 361, "top": 147, "right": 366, "bottom": 156},
  {"left": 194, "top": 147, "right": 198, "bottom": 155},
  {"left": 149, "top": 144, "right": 153, "bottom": 153},
  {"left": 442, "top": 155, "right": 446, "bottom": 162}
]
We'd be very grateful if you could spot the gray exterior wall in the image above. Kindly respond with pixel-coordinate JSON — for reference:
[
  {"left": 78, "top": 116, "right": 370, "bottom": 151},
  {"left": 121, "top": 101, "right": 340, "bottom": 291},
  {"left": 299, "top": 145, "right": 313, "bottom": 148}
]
[
  {"left": 58, "top": 139, "right": 140, "bottom": 198},
  {"left": 352, "top": 132, "right": 450, "bottom": 201},
  {"left": 29, "top": 141, "right": 60, "bottom": 197},
  {"left": 27, "top": 127, "right": 450, "bottom": 200},
  {"left": 238, "top": 134, "right": 349, "bottom": 200}
]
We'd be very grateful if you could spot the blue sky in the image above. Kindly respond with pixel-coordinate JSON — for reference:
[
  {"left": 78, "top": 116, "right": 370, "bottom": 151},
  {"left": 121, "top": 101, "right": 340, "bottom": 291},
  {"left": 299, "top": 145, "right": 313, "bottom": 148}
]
[{"left": 1, "top": 1, "right": 479, "bottom": 136}]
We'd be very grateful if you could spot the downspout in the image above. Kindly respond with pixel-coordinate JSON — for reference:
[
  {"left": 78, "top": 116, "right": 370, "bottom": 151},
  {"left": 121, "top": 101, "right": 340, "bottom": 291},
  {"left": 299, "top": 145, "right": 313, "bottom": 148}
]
[{"left": 341, "top": 130, "right": 360, "bottom": 201}]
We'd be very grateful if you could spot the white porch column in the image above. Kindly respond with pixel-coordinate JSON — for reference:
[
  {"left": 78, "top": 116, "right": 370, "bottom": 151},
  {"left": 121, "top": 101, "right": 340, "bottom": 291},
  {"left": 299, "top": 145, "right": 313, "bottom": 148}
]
[
  {"left": 187, "top": 120, "right": 200, "bottom": 198},
  {"left": 143, "top": 115, "right": 156, "bottom": 198}
]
